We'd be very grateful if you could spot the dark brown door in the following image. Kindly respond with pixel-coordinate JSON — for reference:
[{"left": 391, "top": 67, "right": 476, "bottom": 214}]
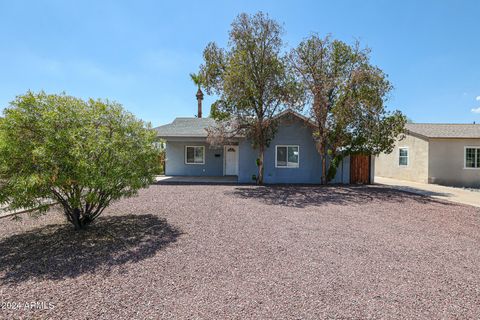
[{"left": 350, "top": 154, "right": 371, "bottom": 184}]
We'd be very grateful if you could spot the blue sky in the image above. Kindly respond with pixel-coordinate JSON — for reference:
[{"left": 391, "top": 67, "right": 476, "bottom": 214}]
[{"left": 0, "top": 0, "right": 479, "bottom": 126}]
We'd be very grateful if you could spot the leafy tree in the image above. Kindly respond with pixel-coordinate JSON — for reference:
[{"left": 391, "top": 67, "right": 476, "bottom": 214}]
[
  {"left": 197, "top": 12, "right": 301, "bottom": 184},
  {"left": 288, "top": 35, "right": 406, "bottom": 184},
  {"left": 209, "top": 100, "right": 230, "bottom": 121},
  {"left": 155, "top": 139, "right": 166, "bottom": 175},
  {"left": 0, "top": 91, "right": 158, "bottom": 230}
]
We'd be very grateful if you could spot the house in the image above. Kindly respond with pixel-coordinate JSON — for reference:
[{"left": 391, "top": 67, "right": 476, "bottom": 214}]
[
  {"left": 375, "top": 123, "right": 480, "bottom": 187},
  {"left": 154, "top": 100, "right": 374, "bottom": 184}
]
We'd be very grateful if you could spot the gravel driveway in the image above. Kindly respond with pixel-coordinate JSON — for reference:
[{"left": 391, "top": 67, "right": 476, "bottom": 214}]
[{"left": 1, "top": 184, "right": 479, "bottom": 319}]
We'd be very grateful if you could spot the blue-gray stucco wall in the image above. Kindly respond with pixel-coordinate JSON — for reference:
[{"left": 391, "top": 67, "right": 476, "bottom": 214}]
[
  {"left": 165, "top": 141, "right": 224, "bottom": 176},
  {"left": 238, "top": 118, "right": 350, "bottom": 184},
  {"left": 163, "top": 118, "right": 355, "bottom": 184},
  {"left": 238, "top": 119, "right": 320, "bottom": 183}
]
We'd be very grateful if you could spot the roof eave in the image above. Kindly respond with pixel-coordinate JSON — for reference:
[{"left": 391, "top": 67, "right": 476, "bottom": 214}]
[
  {"left": 405, "top": 130, "right": 430, "bottom": 140},
  {"left": 156, "top": 134, "right": 208, "bottom": 138},
  {"left": 156, "top": 134, "right": 245, "bottom": 139},
  {"left": 428, "top": 136, "right": 480, "bottom": 139}
]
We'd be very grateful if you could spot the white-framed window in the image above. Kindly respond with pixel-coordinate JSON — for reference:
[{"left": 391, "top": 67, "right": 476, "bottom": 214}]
[
  {"left": 464, "top": 146, "right": 480, "bottom": 169},
  {"left": 398, "top": 147, "right": 408, "bottom": 166},
  {"left": 275, "top": 145, "right": 299, "bottom": 168},
  {"left": 185, "top": 146, "right": 205, "bottom": 164}
]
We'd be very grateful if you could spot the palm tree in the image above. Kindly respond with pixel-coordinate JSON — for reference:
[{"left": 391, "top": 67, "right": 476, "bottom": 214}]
[
  {"left": 190, "top": 73, "right": 204, "bottom": 118},
  {"left": 189, "top": 73, "right": 202, "bottom": 90}
]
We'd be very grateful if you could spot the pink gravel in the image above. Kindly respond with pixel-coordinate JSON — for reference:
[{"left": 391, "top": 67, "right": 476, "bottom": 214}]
[{"left": 0, "top": 184, "right": 479, "bottom": 319}]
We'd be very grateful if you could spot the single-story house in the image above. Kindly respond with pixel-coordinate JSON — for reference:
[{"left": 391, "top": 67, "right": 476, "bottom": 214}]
[
  {"left": 375, "top": 123, "right": 480, "bottom": 187},
  {"left": 154, "top": 107, "right": 375, "bottom": 184}
]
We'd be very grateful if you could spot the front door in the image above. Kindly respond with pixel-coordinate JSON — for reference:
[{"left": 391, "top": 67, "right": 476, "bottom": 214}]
[{"left": 225, "top": 145, "right": 239, "bottom": 176}]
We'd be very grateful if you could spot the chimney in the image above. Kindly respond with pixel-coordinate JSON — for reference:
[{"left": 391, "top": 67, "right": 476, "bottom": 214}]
[{"left": 196, "top": 88, "right": 204, "bottom": 118}]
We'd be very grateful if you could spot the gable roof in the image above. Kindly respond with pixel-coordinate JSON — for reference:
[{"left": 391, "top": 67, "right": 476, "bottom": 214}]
[
  {"left": 406, "top": 123, "right": 480, "bottom": 139},
  {"left": 273, "top": 109, "right": 316, "bottom": 127},
  {"left": 154, "top": 117, "right": 216, "bottom": 137},
  {"left": 155, "top": 109, "right": 312, "bottom": 138}
]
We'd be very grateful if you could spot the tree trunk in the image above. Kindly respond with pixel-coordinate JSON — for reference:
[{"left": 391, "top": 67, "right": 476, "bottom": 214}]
[
  {"left": 63, "top": 204, "right": 97, "bottom": 231},
  {"left": 321, "top": 152, "right": 327, "bottom": 185},
  {"left": 312, "top": 94, "right": 329, "bottom": 185},
  {"left": 316, "top": 140, "right": 328, "bottom": 185},
  {"left": 71, "top": 208, "right": 82, "bottom": 231},
  {"left": 321, "top": 143, "right": 329, "bottom": 185},
  {"left": 257, "top": 146, "right": 265, "bottom": 185}
]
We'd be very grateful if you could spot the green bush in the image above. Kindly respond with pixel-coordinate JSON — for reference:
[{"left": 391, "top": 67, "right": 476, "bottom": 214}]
[{"left": 0, "top": 91, "right": 159, "bottom": 230}]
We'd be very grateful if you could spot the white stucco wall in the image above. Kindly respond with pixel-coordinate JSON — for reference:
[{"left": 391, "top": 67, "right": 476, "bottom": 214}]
[
  {"left": 375, "top": 134, "right": 429, "bottom": 183},
  {"left": 428, "top": 138, "right": 480, "bottom": 187}
]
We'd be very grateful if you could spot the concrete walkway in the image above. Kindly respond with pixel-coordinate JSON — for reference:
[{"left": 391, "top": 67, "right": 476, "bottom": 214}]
[
  {"left": 0, "top": 206, "right": 35, "bottom": 219},
  {"left": 0, "top": 200, "right": 57, "bottom": 219},
  {"left": 375, "top": 176, "right": 480, "bottom": 208},
  {"left": 155, "top": 175, "right": 239, "bottom": 184},
  {"left": 0, "top": 205, "right": 12, "bottom": 218}
]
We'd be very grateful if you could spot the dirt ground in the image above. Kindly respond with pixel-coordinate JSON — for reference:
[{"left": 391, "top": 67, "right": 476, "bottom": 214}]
[{"left": 1, "top": 184, "right": 479, "bottom": 319}]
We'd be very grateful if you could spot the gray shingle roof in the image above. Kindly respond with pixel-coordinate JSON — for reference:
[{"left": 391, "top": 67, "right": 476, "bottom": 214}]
[
  {"left": 153, "top": 110, "right": 312, "bottom": 138},
  {"left": 154, "top": 117, "right": 216, "bottom": 137},
  {"left": 406, "top": 123, "right": 480, "bottom": 139}
]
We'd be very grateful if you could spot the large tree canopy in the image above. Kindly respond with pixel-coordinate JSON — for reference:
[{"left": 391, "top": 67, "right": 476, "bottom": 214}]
[
  {"left": 288, "top": 35, "right": 406, "bottom": 183},
  {"left": 198, "top": 12, "right": 301, "bottom": 184},
  {"left": 0, "top": 92, "right": 159, "bottom": 230}
]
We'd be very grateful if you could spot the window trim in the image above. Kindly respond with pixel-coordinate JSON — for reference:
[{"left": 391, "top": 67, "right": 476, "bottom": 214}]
[
  {"left": 185, "top": 145, "right": 205, "bottom": 165},
  {"left": 275, "top": 145, "right": 300, "bottom": 168},
  {"left": 464, "top": 146, "right": 480, "bottom": 170},
  {"left": 398, "top": 147, "right": 409, "bottom": 167}
]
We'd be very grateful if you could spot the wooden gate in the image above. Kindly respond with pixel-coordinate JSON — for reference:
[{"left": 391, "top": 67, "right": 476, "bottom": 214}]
[{"left": 350, "top": 154, "right": 371, "bottom": 184}]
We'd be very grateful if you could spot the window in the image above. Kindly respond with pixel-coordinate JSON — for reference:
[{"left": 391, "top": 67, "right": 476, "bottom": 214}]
[
  {"left": 276, "top": 145, "right": 299, "bottom": 168},
  {"left": 185, "top": 146, "right": 205, "bottom": 164},
  {"left": 465, "top": 147, "right": 480, "bottom": 169},
  {"left": 399, "top": 147, "right": 408, "bottom": 166}
]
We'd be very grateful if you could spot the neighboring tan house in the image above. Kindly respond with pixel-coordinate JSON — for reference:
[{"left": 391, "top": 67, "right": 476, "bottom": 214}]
[
  {"left": 154, "top": 107, "right": 375, "bottom": 184},
  {"left": 376, "top": 123, "right": 480, "bottom": 187}
]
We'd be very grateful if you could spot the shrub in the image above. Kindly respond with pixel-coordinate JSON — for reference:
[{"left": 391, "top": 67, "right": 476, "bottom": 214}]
[{"left": 0, "top": 92, "right": 158, "bottom": 230}]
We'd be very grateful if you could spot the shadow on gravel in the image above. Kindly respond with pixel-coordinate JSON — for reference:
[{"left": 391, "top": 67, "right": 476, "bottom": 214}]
[
  {"left": 228, "top": 185, "right": 454, "bottom": 208},
  {"left": 0, "top": 214, "right": 181, "bottom": 284}
]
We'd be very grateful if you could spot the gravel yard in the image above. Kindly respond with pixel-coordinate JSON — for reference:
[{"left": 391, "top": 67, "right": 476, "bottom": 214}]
[{"left": 1, "top": 184, "right": 479, "bottom": 319}]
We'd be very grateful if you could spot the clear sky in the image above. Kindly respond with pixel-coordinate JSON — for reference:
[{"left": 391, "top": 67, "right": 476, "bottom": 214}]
[{"left": 0, "top": 0, "right": 479, "bottom": 126}]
